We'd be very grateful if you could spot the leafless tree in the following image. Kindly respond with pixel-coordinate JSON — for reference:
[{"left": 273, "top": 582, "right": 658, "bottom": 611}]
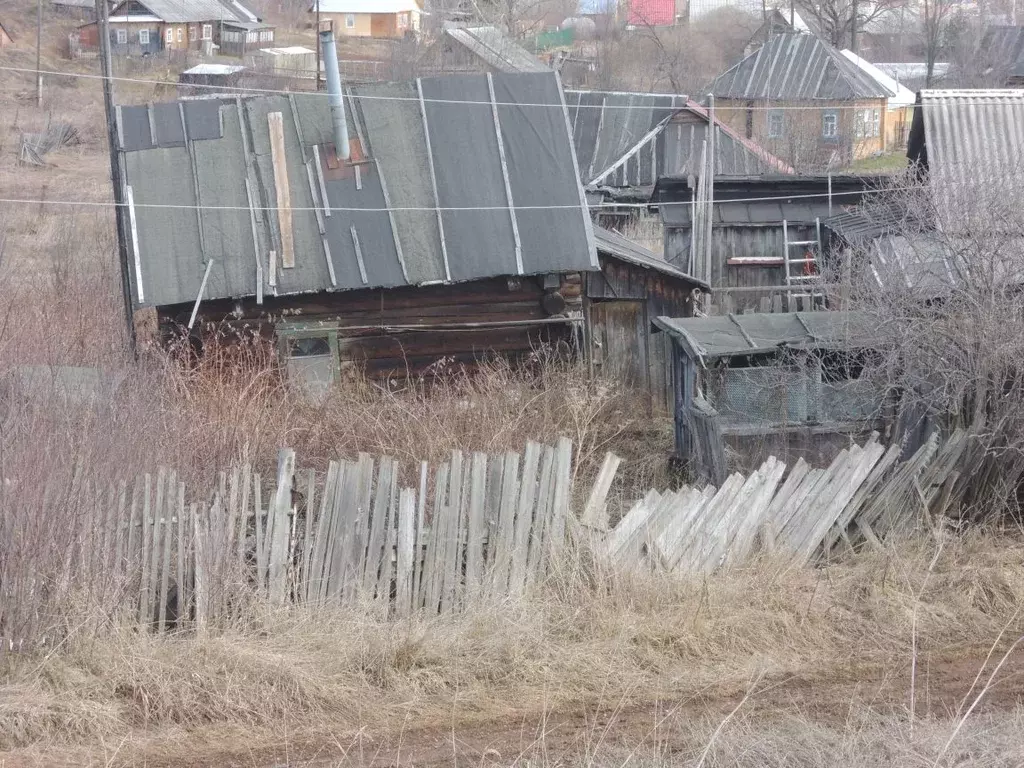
[
  {"left": 920, "top": 0, "right": 957, "bottom": 86},
  {"left": 795, "top": 0, "right": 909, "bottom": 50}
]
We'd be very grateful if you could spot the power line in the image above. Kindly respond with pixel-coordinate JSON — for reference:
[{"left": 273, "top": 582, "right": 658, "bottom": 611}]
[
  {"left": 0, "top": 62, "right": 1002, "bottom": 112},
  {"left": 0, "top": 185, "right": 926, "bottom": 213}
]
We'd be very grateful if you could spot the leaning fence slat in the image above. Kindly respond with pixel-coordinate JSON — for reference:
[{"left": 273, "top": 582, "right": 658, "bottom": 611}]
[
  {"left": 138, "top": 472, "right": 155, "bottom": 625},
  {"left": 299, "top": 468, "right": 316, "bottom": 601},
  {"left": 548, "top": 438, "right": 573, "bottom": 559},
  {"left": 395, "top": 487, "right": 416, "bottom": 616},
  {"left": 375, "top": 467, "right": 399, "bottom": 604},
  {"left": 310, "top": 461, "right": 338, "bottom": 604},
  {"left": 422, "top": 462, "right": 449, "bottom": 613},
  {"left": 269, "top": 448, "right": 296, "bottom": 606},
  {"left": 157, "top": 472, "right": 175, "bottom": 634},
  {"left": 362, "top": 458, "right": 394, "bottom": 598},
  {"left": 465, "top": 452, "right": 487, "bottom": 598},
  {"left": 581, "top": 453, "right": 621, "bottom": 532},
  {"left": 411, "top": 460, "right": 429, "bottom": 612},
  {"left": 510, "top": 442, "right": 541, "bottom": 595},
  {"left": 526, "top": 445, "right": 555, "bottom": 581},
  {"left": 439, "top": 451, "right": 465, "bottom": 613},
  {"left": 175, "top": 481, "right": 186, "bottom": 628},
  {"left": 237, "top": 467, "right": 251, "bottom": 568},
  {"left": 192, "top": 503, "right": 207, "bottom": 632}
]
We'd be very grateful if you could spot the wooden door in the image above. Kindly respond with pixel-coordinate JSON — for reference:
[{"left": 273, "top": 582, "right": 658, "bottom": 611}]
[{"left": 590, "top": 300, "right": 648, "bottom": 391}]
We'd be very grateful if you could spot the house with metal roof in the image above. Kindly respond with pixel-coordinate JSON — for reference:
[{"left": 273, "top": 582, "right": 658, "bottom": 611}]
[
  {"left": 76, "top": 0, "right": 270, "bottom": 56},
  {"left": 839, "top": 49, "right": 915, "bottom": 150},
  {"left": 653, "top": 309, "right": 888, "bottom": 476},
  {"left": 565, "top": 90, "right": 793, "bottom": 212},
  {"left": 309, "top": 0, "right": 421, "bottom": 39},
  {"left": 710, "top": 33, "right": 894, "bottom": 169},
  {"left": 116, "top": 61, "right": 706, "bottom": 391}
]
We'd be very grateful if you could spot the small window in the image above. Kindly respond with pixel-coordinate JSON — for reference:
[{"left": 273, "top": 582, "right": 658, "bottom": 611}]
[
  {"left": 872, "top": 108, "right": 881, "bottom": 138},
  {"left": 854, "top": 109, "right": 866, "bottom": 138},
  {"left": 202, "top": 23, "right": 212, "bottom": 39},
  {"left": 288, "top": 336, "right": 332, "bottom": 358},
  {"left": 177, "top": 28, "right": 183, "bottom": 42},
  {"left": 398, "top": 12, "right": 408, "bottom": 27},
  {"left": 822, "top": 110, "right": 838, "bottom": 140},
  {"left": 345, "top": 13, "right": 356, "bottom": 28},
  {"left": 166, "top": 27, "right": 173, "bottom": 44},
  {"left": 138, "top": 29, "right": 149, "bottom": 44},
  {"left": 116, "top": 28, "right": 127, "bottom": 44},
  {"left": 767, "top": 109, "right": 784, "bottom": 138}
]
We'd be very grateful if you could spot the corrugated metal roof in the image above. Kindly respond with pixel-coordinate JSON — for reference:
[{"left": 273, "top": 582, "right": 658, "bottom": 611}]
[
  {"left": 839, "top": 49, "right": 915, "bottom": 108},
  {"left": 983, "top": 26, "right": 1024, "bottom": 78},
  {"left": 594, "top": 225, "right": 710, "bottom": 290},
  {"left": 443, "top": 25, "right": 550, "bottom": 74},
  {"left": 113, "top": 0, "right": 256, "bottom": 22},
  {"left": 711, "top": 33, "right": 893, "bottom": 101},
  {"left": 654, "top": 310, "right": 875, "bottom": 360},
  {"left": 118, "top": 72, "right": 597, "bottom": 309}
]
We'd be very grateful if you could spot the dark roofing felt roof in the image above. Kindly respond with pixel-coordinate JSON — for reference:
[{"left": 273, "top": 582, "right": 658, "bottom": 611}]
[
  {"left": 654, "top": 310, "right": 876, "bottom": 360},
  {"left": 711, "top": 33, "right": 893, "bottom": 101},
  {"left": 594, "top": 225, "right": 710, "bottom": 291},
  {"left": 117, "top": 72, "right": 597, "bottom": 309}
]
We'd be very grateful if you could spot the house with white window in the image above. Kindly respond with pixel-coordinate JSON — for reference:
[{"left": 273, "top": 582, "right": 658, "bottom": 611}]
[
  {"left": 75, "top": 0, "right": 271, "bottom": 57},
  {"left": 309, "top": 0, "right": 421, "bottom": 39},
  {"left": 709, "top": 33, "right": 893, "bottom": 169}
]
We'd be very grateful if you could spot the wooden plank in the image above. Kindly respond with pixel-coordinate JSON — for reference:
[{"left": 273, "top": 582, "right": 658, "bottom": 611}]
[
  {"left": 362, "top": 458, "right": 394, "bottom": 598},
  {"left": 253, "top": 474, "right": 267, "bottom": 595},
  {"left": 157, "top": 472, "right": 175, "bottom": 634},
  {"left": 422, "top": 462, "right": 449, "bottom": 613},
  {"left": 395, "top": 488, "right": 416, "bottom": 616},
  {"left": 439, "top": 452, "right": 465, "bottom": 613},
  {"left": 580, "top": 452, "right": 620, "bottom": 532},
  {"left": 237, "top": 467, "right": 251, "bottom": 568},
  {"left": 525, "top": 445, "right": 554, "bottom": 581},
  {"left": 464, "top": 452, "right": 487, "bottom": 597},
  {"left": 484, "top": 455, "right": 504, "bottom": 570},
  {"left": 146, "top": 471, "right": 167, "bottom": 629},
  {"left": 313, "top": 144, "right": 330, "bottom": 217},
  {"left": 375, "top": 466, "right": 399, "bottom": 604},
  {"left": 299, "top": 468, "right": 316, "bottom": 602},
  {"left": 175, "top": 481, "right": 186, "bottom": 628},
  {"left": 268, "top": 448, "right": 296, "bottom": 605},
  {"left": 548, "top": 438, "right": 573, "bottom": 560},
  {"left": 488, "top": 452, "right": 519, "bottom": 594},
  {"left": 324, "top": 460, "right": 354, "bottom": 603},
  {"left": 509, "top": 442, "right": 540, "bottom": 595},
  {"left": 308, "top": 461, "right": 338, "bottom": 604},
  {"left": 192, "top": 504, "right": 207, "bottom": 632},
  {"left": 410, "top": 461, "right": 428, "bottom": 612},
  {"left": 267, "top": 112, "right": 295, "bottom": 269},
  {"left": 114, "top": 480, "right": 128, "bottom": 581},
  {"left": 126, "top": 476, "right": 141, "bottom": 578},
  {"left": 125, "top": 185, "right": 144, "bottom": 303}
]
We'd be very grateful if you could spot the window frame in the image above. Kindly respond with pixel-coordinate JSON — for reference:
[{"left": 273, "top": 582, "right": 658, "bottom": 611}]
[
  {"left": 115, "top": 28, "right": 127, "bottom": 44},
  {"left": 138, "top": 28, "right": 150, "bottom": 45},
  {"left": 202, "top": 23, "right": 212, "bottom": 40},
  {"left": 177, "top": 27, "right": 183, "bottom": 42},
  {"left": 165, "top": 27, "right": 173, "bottom": 44},
  {"left": 767, "top": 109, "right": 784, "bottom": 138},
  {"left": 277, "top": 326, "right": 341, "bottom": 390},
  {"left": 821, "top": 109, "right": 839, "bottom": 141},
  {"left": 345, "top": 13, "right": 356, "bottom": 28}
]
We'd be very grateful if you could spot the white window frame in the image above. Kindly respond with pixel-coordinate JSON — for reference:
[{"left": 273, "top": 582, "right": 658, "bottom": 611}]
[
  {"left": 202, "top": 23, "right": 212, "bottom": 40},
  {"left": 872, "top": 108, "right": 881, "bottom": 138},
  {"left": 166, "top": 27, "right": 173, "bottom": 44},
  {"left": 398, "top": 12, "right": 408, "bottom": 27},
  {"left": 116, "top": 28, "right": 127, "bottom": 44},
  {"left": 822, "top": 111, "right": 838, "bottom": 139},
  {"left": 767, "top": 109, "right": 784, "bottom": 138},
  {"left": 177, "top": 27, "right": 183, "bottom": 42},
  {"left": 138, "top": 29, "right": 150, "bottom": 44},
  {"left": 345, "top": 13, "right": 356, "bottom": 28}
]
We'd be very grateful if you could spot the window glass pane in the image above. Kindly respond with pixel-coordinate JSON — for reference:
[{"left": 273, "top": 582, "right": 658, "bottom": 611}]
[
  {"left": 288, "top": 336, "right": 331, "bottom": 358},
  {"left": 767, "top": 110, "right": 783, "bottom": 138}
]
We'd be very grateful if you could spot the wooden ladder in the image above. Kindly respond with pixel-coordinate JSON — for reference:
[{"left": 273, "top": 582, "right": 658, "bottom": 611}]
[{"left": 782, "top": 217, "right": 823, "bottom": 311}]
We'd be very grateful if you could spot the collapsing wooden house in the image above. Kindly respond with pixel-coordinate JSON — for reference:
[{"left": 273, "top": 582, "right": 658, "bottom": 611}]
[
  {"left": 116, "top": 50, "right": 707, "bottom": 400},
  {"left": 654, "top": 310, "right": 888, "bottom": 477}
]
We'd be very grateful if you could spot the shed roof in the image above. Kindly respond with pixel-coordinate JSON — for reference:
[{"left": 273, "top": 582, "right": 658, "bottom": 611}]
[
  {"left": 594, "top": 225, "right": 710, "bottom": 291},
  {"left": 711, "top": 33, "right": 893, "bottom": 101},
  {"left": 181, "top": 63, "right": 246, "bottom": 75},
  {"left": 566, "top": 91, "right": 793, "bottom": 189},
  {"left": 117, "top": 72, "right": 597, "bottom": 310},
  {"left": 443, "top": 24, "right": 550, "bottom": 73},
  {"left": 111, "top": 0, "right": 258, "bottom": 22},
  {"left": 654, "top": 310, "right": 875, "bottom": 360}
]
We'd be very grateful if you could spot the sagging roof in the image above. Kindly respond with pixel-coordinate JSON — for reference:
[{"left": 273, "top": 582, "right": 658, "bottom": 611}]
[
  {"left": 117, "top": 71, "right": 597, "bottom": 310},
  {"left": 982, "top": 26, "right": 1024, "bottom": 80},
  {"left": 594, "top": 225, "right": 710, "bottom": 291},
  {"left": 564, "top": 89, "right": 685, "bottom": 186},
  {"left": 311, "top": 0, "right": 420, "bottom": 12},
  {"left": 110, "top": 0, "right": 258, "bottom": 23},
  {"left": 839, "top": 49, "right": 915, "bottom": 109},
  {"left": 653, "top": 174, "right": 891, "bottom": 227},
  {"left": 181, "top": 63, "right": 246, "bottom": 75},
  {"left": 711, "top": 33, "right": 893, "bottom": 101},
  {"left": 654, "top": 310, "right": 875, "bottom": 361},
  {"left": 567, "top": 92, "right": 794, "bottom": 190},
  {"left": 443, "top": 24, "right": 550, "bottom": 74}
]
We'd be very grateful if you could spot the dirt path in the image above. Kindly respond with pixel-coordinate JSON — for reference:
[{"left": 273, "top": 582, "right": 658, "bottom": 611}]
[{"left": 60, "top": 648, "right": 1017, "bottom": 768}]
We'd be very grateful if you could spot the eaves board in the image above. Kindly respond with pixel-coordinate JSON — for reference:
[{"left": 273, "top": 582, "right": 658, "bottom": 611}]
[
  {"left": 420, "top": 75, "right": 518, "bottom": 281},
  {"left": 492, "top": 73, "right": 596, "bottom": 275}
]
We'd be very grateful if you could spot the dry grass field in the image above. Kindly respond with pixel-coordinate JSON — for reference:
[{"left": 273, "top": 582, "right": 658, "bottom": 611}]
[{"left": 0, "top": 6, "right": 1023, "bottom": 767}]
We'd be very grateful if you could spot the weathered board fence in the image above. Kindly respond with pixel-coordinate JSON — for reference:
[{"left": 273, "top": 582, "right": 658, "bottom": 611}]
[
  {"left": 592, "top": 429, "right": 979, "bottom": 574},
  {"left": 78, "top": 439, "right": 572, "bottom": 630}
]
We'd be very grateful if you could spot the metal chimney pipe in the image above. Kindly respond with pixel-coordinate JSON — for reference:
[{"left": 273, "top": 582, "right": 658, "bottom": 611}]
[{"left": 318, "top": 28, "right": 350, "bottom": 161}]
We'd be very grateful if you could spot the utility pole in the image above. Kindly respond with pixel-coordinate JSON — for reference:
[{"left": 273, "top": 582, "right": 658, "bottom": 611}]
[
  {"left": 96, "top": 0, "right": 138, "bottom": 355},
  {"left": 36, "top": 0, "right": 42, "bottom": 106},
  {"left": 850, "top": 0, "right": 858, "bottom": 52},
  {"left": 315, "top": 0, "right": 322, "bottom": 91}
]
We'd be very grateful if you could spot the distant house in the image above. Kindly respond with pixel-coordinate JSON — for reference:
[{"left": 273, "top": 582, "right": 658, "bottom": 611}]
[
  {"left": 710, "top": 33, "right": 894, "bottom": 168},
  {"left": 424, "top": 24, "right": 550, "bottom": 74},
  {"left": 310, "top": 0, "right": 421, "bottom": 39},
  {"left": 981, "top": 26, "right": 1024, "bottom": 86},
  {"left": 53, "top": 0, "right": 102, "bottom": 18},
  {"left": 627, "top": 0, "right": 676, "bottom": 26},
  {"left": 839, "top": 49, "right": 915, "bottom": 150},
  {"left": 76, "top": 0, "right": 270, "bottom": 56},
  {"left": 178, "top": 63, "right": 246, "bottom": 97},
  {"left": 653, "top": 174, "right": 890, "bottom": 313},
  {"left": 566, "top": 89, "right": 793, "bottom": 211},
  {"left": 0, "top": 19, "right": 13, "bottom": 47}
]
